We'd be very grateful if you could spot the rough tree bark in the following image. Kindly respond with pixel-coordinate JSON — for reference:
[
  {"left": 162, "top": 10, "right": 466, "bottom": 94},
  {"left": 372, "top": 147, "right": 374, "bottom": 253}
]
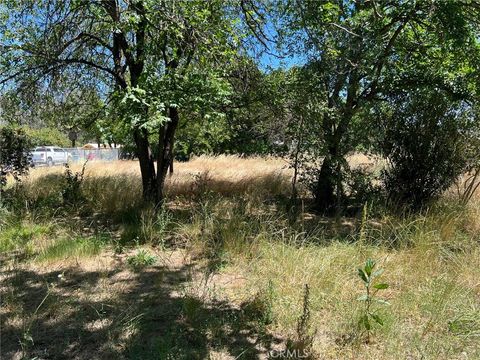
[
  {"left": 133, "top": 128, "right": 157, "bottom": 200},
  {"left": 156, "top": 107, "right": 179, "bottom": 203}
]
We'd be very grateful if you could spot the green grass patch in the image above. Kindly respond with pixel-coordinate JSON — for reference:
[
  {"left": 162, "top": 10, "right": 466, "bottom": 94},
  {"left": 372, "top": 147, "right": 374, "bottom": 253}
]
[
  {"left": 0, "top": 223, "right": 52, "bottom": 253},
  {"left": 36, "top": 234, "right": 109, "bottom": 261}
]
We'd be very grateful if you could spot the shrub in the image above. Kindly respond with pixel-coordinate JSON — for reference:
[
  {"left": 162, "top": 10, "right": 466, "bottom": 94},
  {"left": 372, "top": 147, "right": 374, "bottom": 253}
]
[
  {"left": 381, "top": 89, "right": 472, "bottom": 209},
  {"left": 0, "top": 127, "right": 32, "bottom": 195}
]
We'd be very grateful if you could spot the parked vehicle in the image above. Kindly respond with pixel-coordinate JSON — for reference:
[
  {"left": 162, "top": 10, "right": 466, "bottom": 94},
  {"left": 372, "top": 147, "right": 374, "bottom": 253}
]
[{"left": 31, "top": 146, "right": 72, "bottom": 166}]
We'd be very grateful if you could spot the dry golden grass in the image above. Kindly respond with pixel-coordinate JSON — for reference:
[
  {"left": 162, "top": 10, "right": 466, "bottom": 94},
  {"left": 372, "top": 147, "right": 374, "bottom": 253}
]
[
  {"left": 20, "top": 156, "right": 292, "bottom": 210},
  {"left": 25, "top": 155, "right": 290, "bottom": 184}
]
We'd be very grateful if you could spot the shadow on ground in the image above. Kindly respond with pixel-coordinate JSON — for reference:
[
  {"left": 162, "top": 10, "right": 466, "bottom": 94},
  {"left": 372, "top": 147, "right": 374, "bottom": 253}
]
[{"left": 0, "top": 259, "right": 283, "bottom": 359}]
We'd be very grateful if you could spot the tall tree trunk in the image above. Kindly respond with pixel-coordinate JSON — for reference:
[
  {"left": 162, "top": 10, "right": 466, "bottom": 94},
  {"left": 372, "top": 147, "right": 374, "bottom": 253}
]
[
  {"left": 314, "top": 117, "right": 349, "bottom": 213},
  {"left": 314, "top": 154, "right": 336, "bottom": 213},
  {"left": 314, "top": 111, "right": 339, "bottom": 213},
  {"left": 133, "top": 128, "right": 157, "bottom": 201},
  {"left": 156, "top": 107, "right": 180, "bottom": 203}
]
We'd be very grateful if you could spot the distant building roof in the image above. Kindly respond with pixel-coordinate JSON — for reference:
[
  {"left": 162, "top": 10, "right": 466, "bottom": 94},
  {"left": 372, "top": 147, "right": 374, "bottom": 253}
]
[{"left": 82, "top": 143, "right": 99, "bottom": 149}]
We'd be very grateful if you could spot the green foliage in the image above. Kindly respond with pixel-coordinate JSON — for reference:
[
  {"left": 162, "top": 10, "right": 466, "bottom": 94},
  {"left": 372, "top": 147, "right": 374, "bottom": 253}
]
[
  {"left": 216, "top": 62, "right": 290, "bottom": 156},
  {"left": 0, "top": 127, "right": 32, "bottom": 193},
  {"left": 381, "top": 89, "right": 473, "bottom": 209},
  {"left": 0, "top": 0, "right": 244, "bottom": 202},
  {"left": 175, "top": 56, "right": 286, "bottom": 160},
  {"left": 457, "top": 107, "right": 480, "bottom": 205},
  {"left": 279, "top": 0, "right": 480, "bottom": 212},
  {"left": 37, "top": 235, "right": 107, "bottom": 261},
  {"left": 127, "top": 249, "right": 157, "bottom": 271},
  {"left": 114, "top": 68, "right": 234, "bottom": 160},
  {"left": 0, "top": 222, "right": 52, "bottom": 253},
  {"left": 22, "top": 126, "right": 70, "bottom": 147},
  {"left": 1, "top": 0, "right": 480, "bottom": 210},
  {"left": 357, "top": 259, "right": 390, "bottom": 341}
]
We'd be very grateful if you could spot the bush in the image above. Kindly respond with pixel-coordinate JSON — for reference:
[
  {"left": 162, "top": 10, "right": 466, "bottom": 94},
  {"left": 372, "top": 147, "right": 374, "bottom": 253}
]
[
  {"left": 0, "top": 127, "right": 32, "bottom": 194},
  {"left": 381, "top": 89, "right": 472, "bottom": 209}
]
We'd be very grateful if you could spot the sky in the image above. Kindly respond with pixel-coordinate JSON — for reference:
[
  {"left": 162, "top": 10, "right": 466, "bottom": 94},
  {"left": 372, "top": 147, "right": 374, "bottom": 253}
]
[{"left": 247, "top": 19, "right": 306, "bottom": 72}]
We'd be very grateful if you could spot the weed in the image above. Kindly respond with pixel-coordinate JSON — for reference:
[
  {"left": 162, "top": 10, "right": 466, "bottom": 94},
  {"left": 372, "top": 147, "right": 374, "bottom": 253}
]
[
  {"left": 286, "top": 284, "right": 316, "bottom": 359},
  {"left": 139, "top": 204, "right": 171, "bottom": 245},
  {"left": 62, "top": 160, "right": 87, "bottom": 205},
  {"left": 448, "top": 312, "right": 480, "bottom": 337},
  {"left": 191, "top": 171, "right": 213, "bottom": 202},
  {"left": 113, "top": 237, "right": 125, "bottom": 254},
  {"left": 242, "top": 279, "right": 275, "bottom": 327},
  {"left": 20, "top": 284, "right": 53, "bottom": 357},
  {"left": 0, "top": 222, "right": 52, "bottom": 253},
  {"left": 127, "top": 249, "right": 157, "bottom": 270},
  {"left": 181, "top": 295, "right": 204, "bottom": 323},
  {"left": 357, "top": 259, "right": 390, "bottom": 342}
]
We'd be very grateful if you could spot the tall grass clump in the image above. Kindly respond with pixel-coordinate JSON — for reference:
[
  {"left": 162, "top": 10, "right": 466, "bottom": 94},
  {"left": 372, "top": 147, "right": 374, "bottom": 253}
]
[
  {"left": 82, "top": 174, "right": 143, "bottom": 219},
  {"left": 139, "top": 204, "right": 171, "bottom": 245}
]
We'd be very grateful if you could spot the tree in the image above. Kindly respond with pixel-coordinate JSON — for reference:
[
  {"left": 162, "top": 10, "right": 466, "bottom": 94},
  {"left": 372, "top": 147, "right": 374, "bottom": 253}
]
[
  {"left": 1, "top": 0, "right": 238, "bottom": 204},
  {"left": 22, "top": 127, "right": 70, "bottom": 147},
  {"left": 219, "top": 60, "right": 290, "bottom": 156},
  {"left": 279, "top": 0, "right": 480, "bottom": 213}
]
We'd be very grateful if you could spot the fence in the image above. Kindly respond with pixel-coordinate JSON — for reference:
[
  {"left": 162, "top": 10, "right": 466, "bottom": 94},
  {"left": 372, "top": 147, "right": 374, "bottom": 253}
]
[{"left": 66, "top": 148, "right": 120, "bottom": 163}]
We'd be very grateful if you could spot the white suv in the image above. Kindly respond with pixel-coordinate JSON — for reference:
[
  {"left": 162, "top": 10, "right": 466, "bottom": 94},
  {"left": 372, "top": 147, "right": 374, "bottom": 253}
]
[{"left": 31, "top": 146, "right": 72, "bottom": 167}]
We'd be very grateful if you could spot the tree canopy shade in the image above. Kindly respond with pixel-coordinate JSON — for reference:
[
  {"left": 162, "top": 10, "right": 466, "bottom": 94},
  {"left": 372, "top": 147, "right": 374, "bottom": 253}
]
[
  {"left": 0, "top": 0, "right": 250, "bottom": 203},
  {"left": 277, "top": 0, "right": 480, "bottom": 212}
]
